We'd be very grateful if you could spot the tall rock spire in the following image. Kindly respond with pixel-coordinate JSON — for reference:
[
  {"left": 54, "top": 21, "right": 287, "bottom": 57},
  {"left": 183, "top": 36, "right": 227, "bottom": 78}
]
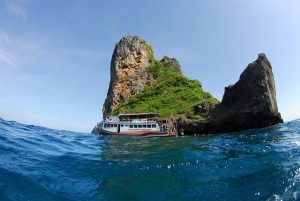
[
  {"left": 102, "top": 36, "right": 154, "bottom": 117},
  {"left": 177, "top": 53, "right": 283, "bottom": 135},
  {"left": 209, "top": 53, "right": 283, "bottom": 132}
]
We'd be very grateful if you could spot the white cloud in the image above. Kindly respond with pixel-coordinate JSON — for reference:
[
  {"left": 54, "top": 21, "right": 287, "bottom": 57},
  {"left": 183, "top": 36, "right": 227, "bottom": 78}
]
[
  {"left": 0, "top": 31, "right": 10, "bottom": 44},
  {"left": 0, "top": 49, "right": 15, "bottom": 67},
  {"left": 0, "top": 31, "right": 15, "bottom": 67},
  {"left": 6, "top": 3, "right": 26, "bottom": 19}
]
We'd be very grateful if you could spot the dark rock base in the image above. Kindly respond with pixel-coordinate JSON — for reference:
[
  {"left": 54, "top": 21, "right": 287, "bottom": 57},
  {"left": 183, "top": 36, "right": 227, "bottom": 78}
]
[{"left": 177, "top": 53, "right": 283, "bottom": 135}]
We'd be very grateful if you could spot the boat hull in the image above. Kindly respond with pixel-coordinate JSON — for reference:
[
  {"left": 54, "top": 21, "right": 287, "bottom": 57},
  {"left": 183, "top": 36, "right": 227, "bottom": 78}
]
[{"left": 98, "top": 129, "right": 172, "bottom": 137}]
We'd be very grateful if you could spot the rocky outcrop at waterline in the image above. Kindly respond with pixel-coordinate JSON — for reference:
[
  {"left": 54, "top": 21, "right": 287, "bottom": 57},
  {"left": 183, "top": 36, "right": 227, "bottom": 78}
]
[
  {"left": 177, "top": 53, "right": 283, "bottom": 135},
  {"left": 93, "top": 35, "right": 283, "bottom": 135}
]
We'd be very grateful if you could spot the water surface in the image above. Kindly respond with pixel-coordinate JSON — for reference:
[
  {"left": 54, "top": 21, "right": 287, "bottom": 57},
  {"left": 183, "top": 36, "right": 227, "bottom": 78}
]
[{"left": 0, "top": 118, "right": 300, "bottom": 200}]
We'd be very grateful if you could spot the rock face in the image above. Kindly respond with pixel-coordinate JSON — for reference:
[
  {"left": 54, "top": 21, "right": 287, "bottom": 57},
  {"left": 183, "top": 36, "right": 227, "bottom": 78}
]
[
  {"left": 91, "top": 124, "right": 100, "bottom": 134},
  {"left": 97, "top": 35, "right": 283, "bottom": 135},
  {"left": 102, "top": 36, "right": 154, "bottom": 116},
  {"left": 193, "top": 101, "right": 215, "bottom": 118},
  {"left": 178, "top": 53, "right": 283, "bottom": 135},
  {"left": 160, "top": 56, "right": 181, "bottom": 72},
  {"left": 209, "top": 53, "right": 283, "bottom": 132}
]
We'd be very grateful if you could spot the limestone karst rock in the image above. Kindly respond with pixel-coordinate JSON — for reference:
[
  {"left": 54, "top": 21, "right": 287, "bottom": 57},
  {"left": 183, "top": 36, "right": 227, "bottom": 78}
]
[
  {"left": 160, "top": 56, "right": 181, "bottom": 72},
  {"left": 102, "top": 36, "right": 154, "bottom": 117},
  {"left": 178, "top": 53, "right": 283, "bottom": 135},
  {"left": 209, "top": 53, "right": 283, "bottom": 132},
  {"left": 95, "top": 35, "right": 283, "bottom": 135}
]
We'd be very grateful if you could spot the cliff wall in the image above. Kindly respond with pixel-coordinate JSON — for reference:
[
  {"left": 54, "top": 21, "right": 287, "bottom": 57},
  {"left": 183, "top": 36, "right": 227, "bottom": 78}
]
[
  {"left": 177, "top": 54, "right": 283, "bottom": 135},
  {"left": 95, "top": 36, "right": 283, "bottom": 135},
  {"left": 102, "top": 36, "right": 154, "bottom": 116},
  {"left": 102, "top": 36, "right": 217, "bottom": 118}
]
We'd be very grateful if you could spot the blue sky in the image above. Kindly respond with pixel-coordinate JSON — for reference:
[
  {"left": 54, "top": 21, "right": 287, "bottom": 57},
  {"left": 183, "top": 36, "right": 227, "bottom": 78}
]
[{"left": 0, "top": 0, "right": 299, "bottom": 132}]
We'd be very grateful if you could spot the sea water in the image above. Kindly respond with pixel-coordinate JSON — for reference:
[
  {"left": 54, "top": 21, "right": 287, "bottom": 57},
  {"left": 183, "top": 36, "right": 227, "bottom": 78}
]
[{"left": 0, "top": 117, "right": 300, "bottom": 201}]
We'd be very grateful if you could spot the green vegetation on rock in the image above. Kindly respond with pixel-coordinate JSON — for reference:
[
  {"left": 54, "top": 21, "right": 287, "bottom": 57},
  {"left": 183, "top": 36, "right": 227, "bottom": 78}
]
[
  {"left": 112, "top": 60, "right": 219, "bottom": 119},
  {"left": 141, "top": 39, "right": 155, "bottom": 63}
]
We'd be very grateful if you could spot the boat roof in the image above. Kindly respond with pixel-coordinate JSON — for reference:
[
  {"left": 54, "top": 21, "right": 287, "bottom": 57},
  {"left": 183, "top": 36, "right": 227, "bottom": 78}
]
[{"left": 119, "top": 113, "right": 157, "bottom": 117}]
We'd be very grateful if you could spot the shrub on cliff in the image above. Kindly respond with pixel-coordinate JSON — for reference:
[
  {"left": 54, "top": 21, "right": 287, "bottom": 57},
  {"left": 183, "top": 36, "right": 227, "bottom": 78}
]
[{"left": 112, "top": 60, "right": 218, "bottom": 118}]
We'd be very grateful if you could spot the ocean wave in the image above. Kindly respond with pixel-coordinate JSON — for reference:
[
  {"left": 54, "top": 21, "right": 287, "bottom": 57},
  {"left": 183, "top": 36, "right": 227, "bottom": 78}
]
[{"left": 0, "top": 118, "right": 300, "bottom": 201}]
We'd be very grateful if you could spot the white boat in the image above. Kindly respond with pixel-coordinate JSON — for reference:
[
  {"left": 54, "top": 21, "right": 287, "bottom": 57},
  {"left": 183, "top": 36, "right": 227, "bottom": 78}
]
[{"left": 96, "top": 113, "right": 173, "bottom": 136}]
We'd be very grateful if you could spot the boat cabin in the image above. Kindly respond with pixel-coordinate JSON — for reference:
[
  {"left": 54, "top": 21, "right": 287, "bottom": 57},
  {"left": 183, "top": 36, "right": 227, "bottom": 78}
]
[
  {"left": 99, "top": 113, "right": 168, "bottom": 136},
  {"left": 119, "top": 113, "right": 157, "bottom": 122}
]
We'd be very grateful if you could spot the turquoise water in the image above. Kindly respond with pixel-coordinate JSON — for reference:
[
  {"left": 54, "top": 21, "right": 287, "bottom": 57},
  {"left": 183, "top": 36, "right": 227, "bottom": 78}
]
[{"left": 0, "top": 118, "right": 300, "bottom": 201}]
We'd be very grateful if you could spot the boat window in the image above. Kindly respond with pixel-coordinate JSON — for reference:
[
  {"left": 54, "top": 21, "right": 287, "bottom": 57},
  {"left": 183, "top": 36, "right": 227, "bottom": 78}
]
[
  {"left": 138, "top": 125, "right": 142, "bottom": 128},
  {"left": 143, "top": 125, "right": 146, "bottom": 128},
  {"left": 104, "top": 124, "right": 106, "bottom": 128},
  {"left": 114, "top": 124, "right": 117, "bottom": 127},
  {"left": 152, "top": 124, "right": 156, "bottom": 128},
  {"left": 129, "top": 125, "right": 133, "bottom": 128},
  {"left": 147, "top": 125, "right": 151, "bottom": 128},
  {"left": 134, "top": 125, "right": 137, "bottom": 128},
  {"left": 110, "top": 124, "right": 113, "bottom": 127},
  {"left": 121, "top": 124, "right": 123, "bottom": 127}
]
